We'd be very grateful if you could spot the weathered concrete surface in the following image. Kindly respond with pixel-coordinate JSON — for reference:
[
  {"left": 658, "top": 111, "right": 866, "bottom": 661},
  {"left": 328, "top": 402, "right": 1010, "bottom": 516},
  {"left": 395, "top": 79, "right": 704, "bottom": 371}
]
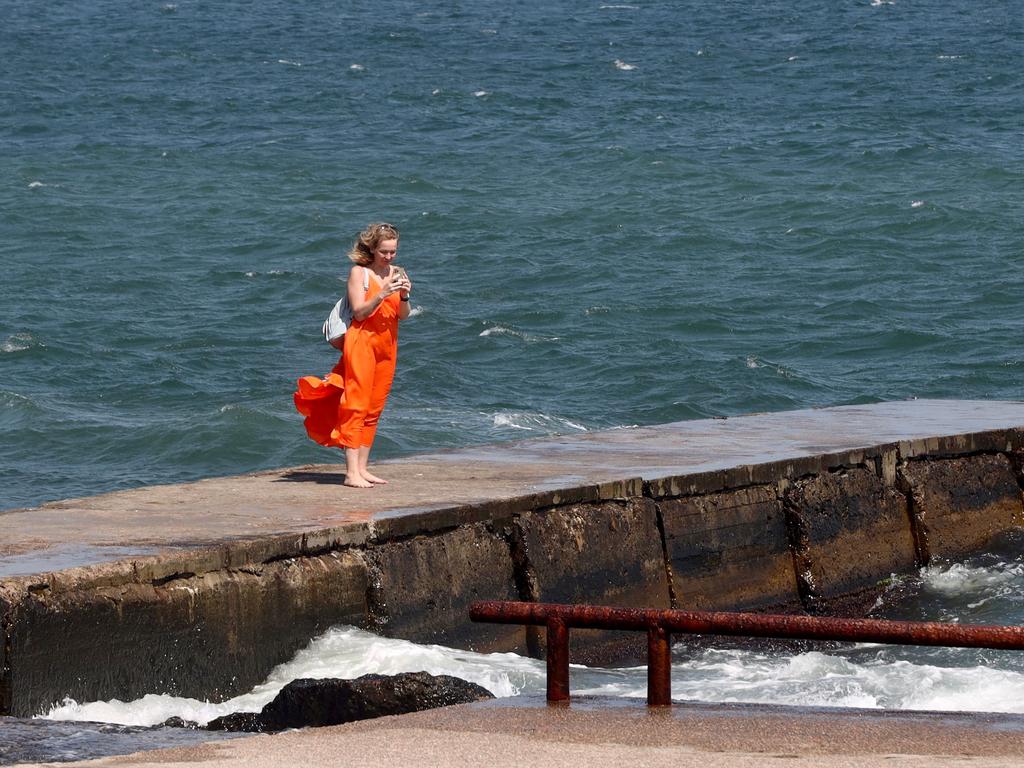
[
  {"left": 900, "top": 453, "right": 1024, "bottom": 562},
  {"left": 784, "top": 468, "right": 916, "bottom": 607},
  {"left": 4, "top": 400, "right": 1024, "bottom": 567},
  {"left": 362, "top": 522, "right": 522, "bottom": 651},
  {"left": 513, "top": 499, "right": 668, "bottom": 608},
  {"left": 3, "top": 400, "right": 1024, "bottom": 717},
  {"left": 17, "top": 697, "right": 1024, "bottom": 768},
  {"left": 658, "top": 486, "right": 799, "bottom": 611}
]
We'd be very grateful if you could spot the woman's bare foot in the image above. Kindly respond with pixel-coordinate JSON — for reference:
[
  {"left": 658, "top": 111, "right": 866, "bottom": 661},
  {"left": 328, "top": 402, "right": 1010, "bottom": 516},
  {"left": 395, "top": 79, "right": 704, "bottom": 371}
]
[
  {"left": 362, "top": 471, "right": 388, "bottom": 484},
  {"left": 343, "top": 447, "right": 373, "bottom": 488},
  {"left": 344, "top": 474, "right": 374, "bottom": 488}
]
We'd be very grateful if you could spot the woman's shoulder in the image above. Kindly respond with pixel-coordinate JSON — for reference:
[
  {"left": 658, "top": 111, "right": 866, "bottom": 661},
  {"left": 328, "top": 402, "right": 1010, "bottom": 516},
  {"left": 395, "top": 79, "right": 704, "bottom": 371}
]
[{"left": 347, "top": 264, "right": 371, "bottom": 287}]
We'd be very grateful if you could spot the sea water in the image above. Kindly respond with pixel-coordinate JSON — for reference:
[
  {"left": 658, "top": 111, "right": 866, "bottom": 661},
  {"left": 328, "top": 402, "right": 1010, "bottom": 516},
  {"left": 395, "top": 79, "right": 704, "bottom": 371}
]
[{"left": 2, "top": 0, "right": 1022, "bottom": 511}]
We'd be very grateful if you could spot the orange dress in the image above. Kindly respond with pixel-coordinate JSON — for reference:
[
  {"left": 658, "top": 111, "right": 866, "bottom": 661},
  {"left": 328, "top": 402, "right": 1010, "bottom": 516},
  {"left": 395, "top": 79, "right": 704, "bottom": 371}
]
[{"left": 294, "top": 273, "right": 400, "bottom": 450}]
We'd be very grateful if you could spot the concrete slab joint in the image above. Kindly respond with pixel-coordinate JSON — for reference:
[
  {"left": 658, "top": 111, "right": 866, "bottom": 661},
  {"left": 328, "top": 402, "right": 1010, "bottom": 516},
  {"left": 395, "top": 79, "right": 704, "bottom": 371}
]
[
  {"left": 510, "top": 498, "right": 668, "bottom": 664},
  {"left": 0, "top": 589, "right": 12, "bottom": 715},
  {"left": 782, "top": 467, "right": 916, "bottom": 612},
  {"left": 898, "top": 453, "right": 1024, "bottom": 563},
  {"left": 360, "top": 523, "right": 521, "bottom": 654}
]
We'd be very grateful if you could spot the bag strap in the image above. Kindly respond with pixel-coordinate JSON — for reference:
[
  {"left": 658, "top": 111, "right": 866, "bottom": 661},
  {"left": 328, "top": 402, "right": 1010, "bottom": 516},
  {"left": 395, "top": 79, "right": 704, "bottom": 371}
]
[{"left": 362, "top": 267, "right": 369, "bottom": 292}]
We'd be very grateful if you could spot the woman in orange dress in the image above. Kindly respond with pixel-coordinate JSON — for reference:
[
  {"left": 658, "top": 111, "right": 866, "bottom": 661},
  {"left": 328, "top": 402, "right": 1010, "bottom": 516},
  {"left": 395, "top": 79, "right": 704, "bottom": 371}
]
[{"left": 294, "top": 222, "right": 412, "bottom": 487}]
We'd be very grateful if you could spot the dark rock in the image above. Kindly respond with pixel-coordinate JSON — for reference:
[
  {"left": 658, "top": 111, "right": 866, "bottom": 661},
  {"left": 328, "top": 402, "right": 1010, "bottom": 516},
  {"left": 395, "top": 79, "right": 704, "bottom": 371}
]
[
  {"left": 205, "top": 672, "right": 493, "bottom": 732},
  {"left": 204, "top": 711, "right": 262, "bottom": 732},
  {"left": 160, "top": 716, "right": 200, "bottom": 729}
]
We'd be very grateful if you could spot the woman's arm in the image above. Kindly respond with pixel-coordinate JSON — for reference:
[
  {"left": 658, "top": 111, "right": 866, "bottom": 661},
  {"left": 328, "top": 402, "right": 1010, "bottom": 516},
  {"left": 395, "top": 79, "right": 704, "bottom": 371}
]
[{"left": 349, "top": 267, "right": 404, "bottom": 321}]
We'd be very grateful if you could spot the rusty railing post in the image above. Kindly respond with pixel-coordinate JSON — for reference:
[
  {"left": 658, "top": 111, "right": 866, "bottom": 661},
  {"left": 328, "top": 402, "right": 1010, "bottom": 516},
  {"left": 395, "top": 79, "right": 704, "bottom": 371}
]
[
  {"left": 647, "top": 625, "right": 672, "bottom": 706},
  {"left": 546, "top": 617, "right": 570, "bottom": 703}
]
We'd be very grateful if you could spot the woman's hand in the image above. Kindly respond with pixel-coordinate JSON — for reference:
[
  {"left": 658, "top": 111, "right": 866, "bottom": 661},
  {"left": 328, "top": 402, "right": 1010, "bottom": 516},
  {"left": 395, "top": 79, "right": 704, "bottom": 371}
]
[
  {"left": 390, "top": 267, "right": 412, "bottom": 299},
  {"left": 381, "top": 272, "right": 406, "bottom": 296}
]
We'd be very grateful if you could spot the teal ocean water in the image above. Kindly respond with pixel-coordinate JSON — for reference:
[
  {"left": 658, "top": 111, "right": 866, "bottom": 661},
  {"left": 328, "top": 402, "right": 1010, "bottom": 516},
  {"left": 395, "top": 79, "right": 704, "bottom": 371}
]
[{"left": 3, "top": 1, "right": 1022, "bottom": 511}]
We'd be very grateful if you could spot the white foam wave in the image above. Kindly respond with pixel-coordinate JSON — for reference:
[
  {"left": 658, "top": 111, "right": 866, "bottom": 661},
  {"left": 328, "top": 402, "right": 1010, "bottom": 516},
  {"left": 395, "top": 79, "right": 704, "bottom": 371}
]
[
  {"left": 479, "top": 325, "right": 559, "bottom": 343},
  {"left": 1, "top": 390, "right": 34, "bottom": 408},
  {"left": 911, "top": 200, "right": 925, "bottom": 208},
  {"left": 661, "top": 648, "right": 1024, "bottom": 713},
  {"left": 349, "top": 63, "right": 364, "bottom": 71},
  {"left": 244, "top": 269, "right": 288, "bottom": 278},
  {"left": 43, "top": 626, "right": 544, "bottom": 726},
  {"left": 28, "top": 181, "right": 46, "bottom": 189},
  {"left": 920, "top": 560, "right": 1024, "bottom": 598},
  {"left": 744, "top": 355, "right": 795, "bottom": 378},
  {"left": 408, "top": 305, "right": 424, "bottom": 317},
  {"left": 3, "top": 333, "right": 36, "bottom": 353},
  {"left": 479, "top": 326, "right": 519, "bottom": 338},
  {"left": 473, "top": 90, "right": 489, "bottom": 97},
  {"left": 600, "top": 5, "right": 639, "bottom": 9},
  {"left": 278, "top": 59, "right": 302, "bottom": 67},
  {"left": 492, "top": 413, "right": 533, "bottom": 430},
  {"left": 613, "top": 59, "right": 637, "bottom": 71},
  {"left": 492, "top": 412, "right": 588, "bottom": 432},
  {"left": 937, "top": 54, "right": 963, "bottom": 60},
  {"left": 40, "top": 621, "right": 1024, "bottom": 726}
]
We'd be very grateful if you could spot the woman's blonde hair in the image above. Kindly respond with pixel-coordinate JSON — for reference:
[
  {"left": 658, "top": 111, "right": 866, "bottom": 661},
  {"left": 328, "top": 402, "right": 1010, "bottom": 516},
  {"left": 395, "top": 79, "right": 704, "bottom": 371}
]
[{"left": 348, "top": 222, "right": 400, "bottom": 266}]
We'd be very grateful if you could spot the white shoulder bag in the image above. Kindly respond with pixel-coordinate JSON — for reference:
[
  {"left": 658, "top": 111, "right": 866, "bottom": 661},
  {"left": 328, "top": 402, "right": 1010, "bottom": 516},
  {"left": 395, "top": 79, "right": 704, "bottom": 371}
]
[{"left": 322, "top": 267, "right": 369, "bottom": 351}]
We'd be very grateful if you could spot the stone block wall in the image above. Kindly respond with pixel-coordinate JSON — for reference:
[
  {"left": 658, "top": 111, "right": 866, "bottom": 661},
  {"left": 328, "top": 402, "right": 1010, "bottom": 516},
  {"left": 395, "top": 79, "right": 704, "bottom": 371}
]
[
  {"left": 362, "top": 521, "right": 522, "bottom": 652},
  {"left": 660, "top": 485, "right": 799, "bottom": 611},
  {"left": 899, "top": 454, "right": 1024, "bottom": 561},
  {"left": 783, "top": 467, "right": 916, "bottom": 608}
]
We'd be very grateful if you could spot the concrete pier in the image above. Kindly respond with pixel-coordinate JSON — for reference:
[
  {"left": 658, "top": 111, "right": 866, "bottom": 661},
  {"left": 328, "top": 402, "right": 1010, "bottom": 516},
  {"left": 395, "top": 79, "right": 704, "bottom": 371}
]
[{"left": 3, "top": 400, "right": 1024, "bottom": 716}]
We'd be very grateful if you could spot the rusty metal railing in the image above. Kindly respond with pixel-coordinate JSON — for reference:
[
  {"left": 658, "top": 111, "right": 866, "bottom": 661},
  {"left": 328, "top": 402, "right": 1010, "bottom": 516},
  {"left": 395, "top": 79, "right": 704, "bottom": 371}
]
[{"left": 469, "top": 600, "right": 1024, "bottom": 706}]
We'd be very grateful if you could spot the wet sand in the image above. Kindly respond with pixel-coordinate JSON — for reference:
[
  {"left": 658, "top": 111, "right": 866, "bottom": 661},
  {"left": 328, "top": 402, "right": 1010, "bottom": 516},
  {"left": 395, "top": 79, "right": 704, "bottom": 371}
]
[{"left": 13, "top": 696, "right": 1024, "bottom": 768}]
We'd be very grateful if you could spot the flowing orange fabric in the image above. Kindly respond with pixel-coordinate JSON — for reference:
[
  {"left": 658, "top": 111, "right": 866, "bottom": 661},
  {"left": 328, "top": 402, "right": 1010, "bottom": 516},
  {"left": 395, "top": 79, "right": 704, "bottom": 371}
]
[
  {"left": 293, "top": 362, "right": 346, "bottom": 448},
  {"left": 294, "top": 273, "right": 400, "bottom": 449}
]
